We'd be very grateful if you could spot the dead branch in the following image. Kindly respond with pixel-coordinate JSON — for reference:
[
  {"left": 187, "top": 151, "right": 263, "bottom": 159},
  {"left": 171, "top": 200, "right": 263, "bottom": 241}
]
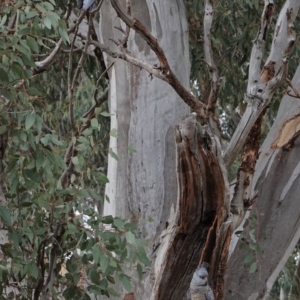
[{"left": 152, "top": 114, "right": 228, "bottom": 300}]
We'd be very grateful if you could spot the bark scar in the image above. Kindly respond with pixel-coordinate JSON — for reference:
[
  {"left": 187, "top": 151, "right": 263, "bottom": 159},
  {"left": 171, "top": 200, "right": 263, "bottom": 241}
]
[{"left": 271, "top": 113, "right": 300, "bottom": 149}]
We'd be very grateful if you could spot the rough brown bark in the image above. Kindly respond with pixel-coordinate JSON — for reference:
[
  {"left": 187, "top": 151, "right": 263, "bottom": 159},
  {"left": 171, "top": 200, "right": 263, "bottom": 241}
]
[{"left": 153, "top": 115, "right": 227, "bottom": 300}]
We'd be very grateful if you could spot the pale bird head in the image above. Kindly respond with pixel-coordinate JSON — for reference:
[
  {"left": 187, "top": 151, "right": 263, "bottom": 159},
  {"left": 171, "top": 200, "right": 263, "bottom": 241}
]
[{"left": 192, "top": 266, "right": 208, "bottom": 286}]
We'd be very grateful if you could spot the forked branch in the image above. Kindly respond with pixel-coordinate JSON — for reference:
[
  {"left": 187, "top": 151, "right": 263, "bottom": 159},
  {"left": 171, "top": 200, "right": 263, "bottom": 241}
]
[{"left": 223, "top": 0, "right": 297, "bottom": 168}]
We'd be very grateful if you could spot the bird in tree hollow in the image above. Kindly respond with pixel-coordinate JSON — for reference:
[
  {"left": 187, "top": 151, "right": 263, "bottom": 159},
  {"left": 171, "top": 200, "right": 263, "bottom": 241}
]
[
  {"left": 77, "top": 0, "right": 95, "bottom": 11},
  {"left": 189, "top": 263, "right": 215, "bottom": 300}
]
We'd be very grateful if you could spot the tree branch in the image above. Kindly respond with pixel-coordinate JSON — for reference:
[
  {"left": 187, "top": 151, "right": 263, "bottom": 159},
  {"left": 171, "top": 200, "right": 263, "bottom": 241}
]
[
  {"left": 109, "top": 0, "right": 207, "bottom": 118},
  {"left": 34, "top": 10, "right": 89, "bottom": 72},
  {"left": 204, "top": 0, "right": 220, "bottom": 112},
  {"left": 223, "top": 1, "right": 297, "bottom": 168},
  {"left": 261, "top": 0, "right": 300, "bottom": 78},
  {"left": 203, "top": 0, "right": 222, "bottom": 138}
]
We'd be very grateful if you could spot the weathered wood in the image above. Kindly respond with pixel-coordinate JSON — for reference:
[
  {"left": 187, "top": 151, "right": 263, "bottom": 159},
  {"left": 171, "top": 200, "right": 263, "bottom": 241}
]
[{"left": 152, "top": 114, "right": 228, "bottom": 300}]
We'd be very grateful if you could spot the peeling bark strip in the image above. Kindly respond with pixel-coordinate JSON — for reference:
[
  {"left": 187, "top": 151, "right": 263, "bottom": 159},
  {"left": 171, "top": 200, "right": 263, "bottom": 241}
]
[
  {"left": 230, "top": 108, "right": 266, "bottom": 231},
  {"left": 271, "top": 113, "right": 300, "bottom": 149},
  {"left": 153, "top": 115, "right": 227, "bottom": 300}
]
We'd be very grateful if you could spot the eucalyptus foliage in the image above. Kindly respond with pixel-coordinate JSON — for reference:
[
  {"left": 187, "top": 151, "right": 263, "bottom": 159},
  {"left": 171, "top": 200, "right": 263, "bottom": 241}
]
[{"left": 0, "top": 1, "right": 149, "bottom": 299}]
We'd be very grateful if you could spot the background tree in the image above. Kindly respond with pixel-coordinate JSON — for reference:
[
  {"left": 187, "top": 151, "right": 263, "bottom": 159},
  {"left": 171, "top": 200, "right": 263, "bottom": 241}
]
[{"left": 0, "top": 0, "right": 300, "bottom": 300}]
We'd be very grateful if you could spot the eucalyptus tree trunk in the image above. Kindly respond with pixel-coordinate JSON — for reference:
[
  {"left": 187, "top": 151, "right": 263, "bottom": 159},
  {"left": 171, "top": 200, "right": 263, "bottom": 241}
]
[
  {"left": 223, "top": 65, "right": 300, "bottom": 300},
  {"left": 99, "top": 1, "right": 190, "bottom": 298}
]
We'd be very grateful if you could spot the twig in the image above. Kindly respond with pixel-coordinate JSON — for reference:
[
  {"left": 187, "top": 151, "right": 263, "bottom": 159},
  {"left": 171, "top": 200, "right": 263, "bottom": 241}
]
[
  {"left": 94, "top": 60, "right": 116, "bottom": 102},
  {"left": 286, "top": 77, "right": 300, "bottom": 99},
  {"left": 68, "top": 24, "right": 80, "bottom": 131},
  {"left": 91, "top": 0, "right": 105, "bottom": 14},
  {"left": 34, "top": 10, "right": 89, "bottom": 72},
  {"left": 122, "top": 0, "right": 131, "bottom": 48},
  {"left": 63, "top": 0, "right": 72, "bottom": 21}
]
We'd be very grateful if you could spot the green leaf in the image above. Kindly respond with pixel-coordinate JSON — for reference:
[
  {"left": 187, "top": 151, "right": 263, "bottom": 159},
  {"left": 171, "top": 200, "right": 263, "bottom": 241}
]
[
  {"left": 100, "top": 111, "right": 111, "bottom": 117},
  {"left": 26, "top": 36, "right": 39, "bottom": 54},
  {"left": 88, "top": 189, "right": 102, "bottom": 201},
  {"left": 249, "top": 262, "right": 257, "bottom": 273},
  {"left": 244, "top": 253, "right": 253, "bottom": 264},
  {"left": 11, "top": 229, "right": 19, "bottom": 249},
  {"left": 89, "top": 268, "right": 100, "bottom": 285},
  {"left": 83, "top": 128, "right": 93, "bottom": 136},
  {"left": 43, "top": 2, "right": 54, "bottom": 10},
  {"left": 0, "top": 88, "right": 11, "bottom": 100},
  {"left": 120, "top": 275, "right": 132, "bottom": 292},
  {"left": 92, "top": 246, "right": 101, "bottom": 264},
  {"left": 91, "top": 118, "right": 98, "bottom": 128},
  {"left": 36, "top": 4, "right": 46, "bottom": 13},
  {"left": 102, "top": 215, "right": 114, "bottom": 224},
  {"left": 137, "top": 263, "right": 143, "bottom": 280},
  {"left": 0, "top": 15, "right": 7, "bottom": 26},
  {"left": 43, "top": 17, "right": 52, "bottom": 29},
  {"left": 137, "top": 248, "right": 151, "bottom": 266},
  {"left": 71, "top": 157, "right": 79, "bottom": 165},
  {"left": 0, "top": 125, "right": 7, "bottom": 135},
  {"left": 125, "top": 232, "right": 136, "bottom": 245},
  {"left": 110, "top": 128, "right": 118, "bottom": 138},
  {"left": 62, "top": 287, "right": 76, "bottom": 299},
  {"left": 249, "top": 242, "right": 256, "bottom": 250},
  {"left": 113, "top": 218, "right": 124, "bottom": 228},
  {"left": 109, "top": 148, "right": 119, "bottom": 161},
  {"left": 0, "top": 207, "right": 12, "bottom": 225},
  {"left": 27, "top": 87, "right": 43, "bottom": 96},
  {"left": 67, "top": 223, "right": 77, "bottom": 233},
  {"left": 23, "top": 169, "right": 41, "bottom": 183},
  {"left": 30, "top": 263, "right": 39, "bottom": 279},
  {"left": 58, "top": 22, "right": 70, "bottom": 44},
  {"left": 256, "top": 243, "right": 263, "bottom": 255},
  {"left": 249, "top": 231, "right": 256, "bottom": 243},
  {"left": 2, "top": 55, "right": 9, "bottom": 66},
  {"left": 66, "top": 258, "right": 78, "bottom": 273},
  {"left": 25, "top": 11, "right": 38, "bottom": 19},
  {"left": 0, "top": 69, "right": 8, "bottom": 82},
  {"left": 94, "top": 172, "right": 109, "bottom": 184},
  {"left": 124, "top": 222, "right": 138, "bottom": 231},
  {"left": 100, "top": 254, "right": 109, "bottom": 274},
  {"left": 120, "top": 248, "right": 127, "bottom": 262},
  {"left": 128, "top": 145, "right": 137, "bottom": 153},
  {"left": 25, "top": 112, "right": 36, "bottom": 130}
]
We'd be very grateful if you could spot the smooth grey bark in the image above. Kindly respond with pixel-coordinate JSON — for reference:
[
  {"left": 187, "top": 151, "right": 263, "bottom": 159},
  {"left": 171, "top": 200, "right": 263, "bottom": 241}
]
[
  {"left": 223, "top": 65, "right": 300, "bottom": 300},
  {"left": 99, "top": 0, "right": 190, "bottom": 298}
]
